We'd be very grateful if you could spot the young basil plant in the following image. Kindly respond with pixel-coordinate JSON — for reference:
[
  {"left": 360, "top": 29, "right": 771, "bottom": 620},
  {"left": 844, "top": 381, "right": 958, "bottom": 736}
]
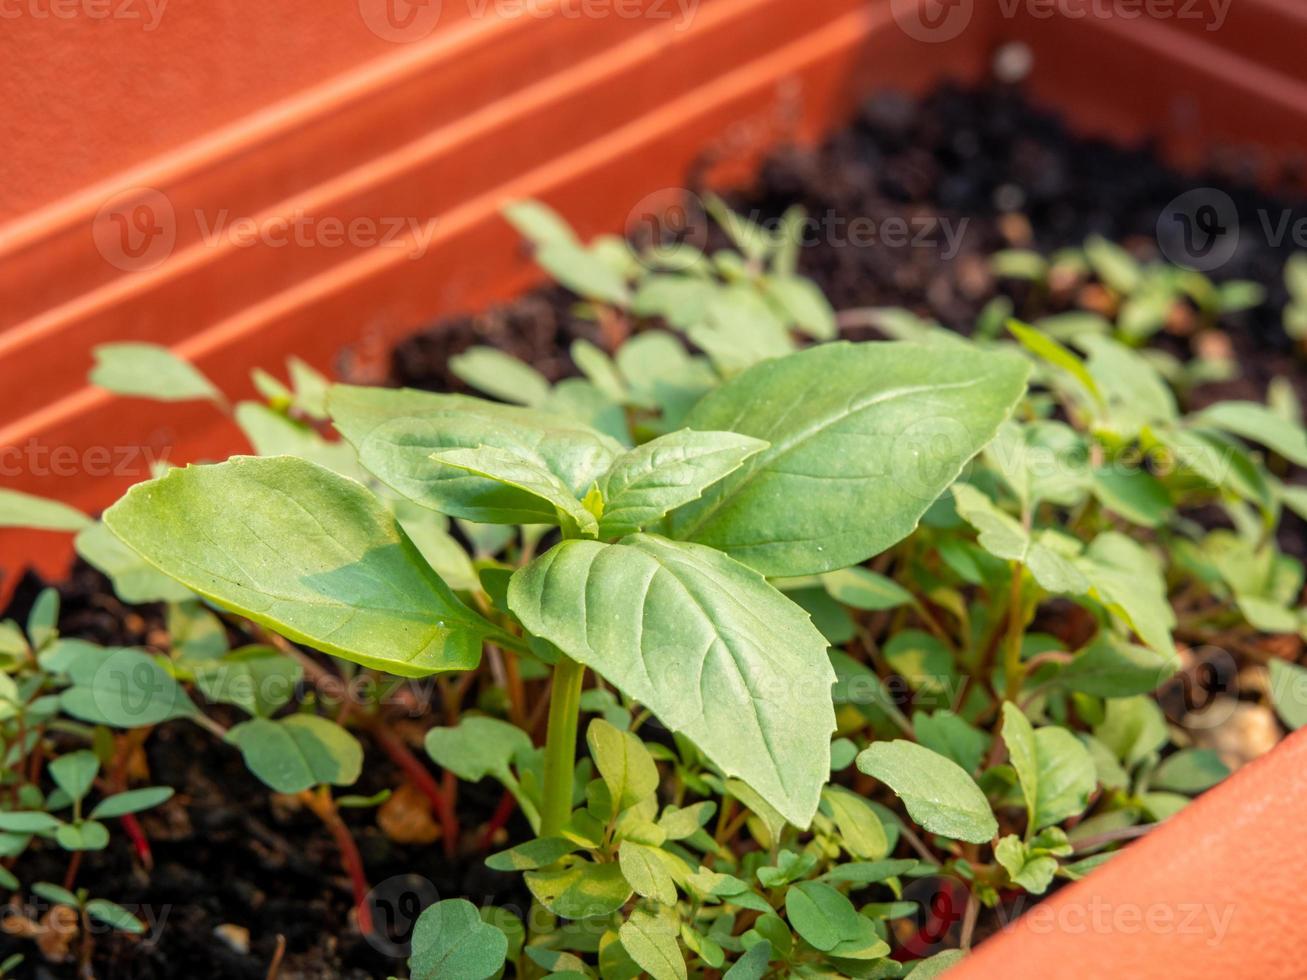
[{"left": 103, "top": 340, "right": 1028, "bottom": 829}]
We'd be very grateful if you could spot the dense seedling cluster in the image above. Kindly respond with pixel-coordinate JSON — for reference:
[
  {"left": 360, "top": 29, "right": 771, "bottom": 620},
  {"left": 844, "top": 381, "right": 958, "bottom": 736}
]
[{"left": 2, "top": 199, "right": 1305, "bottom": 978}]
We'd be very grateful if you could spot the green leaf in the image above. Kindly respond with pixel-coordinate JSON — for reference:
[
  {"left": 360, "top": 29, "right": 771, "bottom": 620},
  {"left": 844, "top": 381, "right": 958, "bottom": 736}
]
[
  {"left": 904, "top": 949, "right": 965, "bottom": 978},
  {"left": 27, "top": 588, "right": 59, "bottom": 650},
  {"left": 856, "top": 741, "right": 997, "bottom": 843},
  {"left": 226, "top": 715, "right": 362, "bottom": 793},
  {"left": 820, "top": 567, "right": 914, "bottom": 611},
  {"left": 1196, "top": 401, "right": 1307, "bottom": 466},
  {"left": 822, "top": 786, "right": 889, "bottom": 860},
  {"left": 536, "top": 239, "right": 632, "bottom": 306},
  {"left": 0, "top": 489, "right": 89, "bottom": 532},
  {"left": 1058, "top": 633, "right": 1177, "bottom": 698},
  {"left": 32, "top": 882, "right": 80, "bottom": 907},
  {"left": 85, "top": 899, "right": 146, "bottom": 934},
  {"left": 502, "top": 199, "right": 578, "bottom": 248},
  {"left": 0, "top": 812, "right": 61, "bottom": 833},
  {"left": 431, "top": 446, "right": 598, "bottom": 537},
  {"left": 597, "top": 430, "right": 768, "bottom": 538},
  {"left": 525, "top": 859, "right": 633, "bottom": 919},
  {"left": 587, "top": 719, "right": 659, "bottom": 812},
  {"left": 1094, "top": 696, "right": 1169, "bottom": 767},
  {"left": 666, "top": 341, "right": 1030, "bottom": 576},
  {"left": 89, "top": 787, "right": 174, "bottom": 820},
  {"left": 50, "top": 751, "right": 99, "bottom": 804},
  {"left": 913, "top": 709, "right": 988, "bottom": 774},
  {"left": 330, "top": 385, "right": 622, "bottom": 526},
  {"left": 90, "top": 343, "right": 222, "bottom": 403},
  {"left": 995, "top": 835, "right": 1058, "bottom": 894},
  {"left": 952, "top": 484, "right": 1088, "bottom": 594},
  {"left": 56, "top": 820, "right": 109, "bottom": 851},
  {"left": 1002, "top": 703, "right": 1096, "bottom": 831},
  {"left": 1077, "top": 533, "right": 1175, "bottom": 656},
  {"left": 193, "top": 647, "right": 303, "bottom": 717},
  {"left": 619, "top": 907, "right": 687, "bottom": 980},
  {"left": 657, "top": 801, "right": 715, "bottom": 840},
  {"left": 449, "top": 347, "right": 551, "bottom": 407},
  {"left": 1008, "top": 321, "right": 1103, "bottom": 408},
  {"left": 1269, "top": 658, "right": 1307, "bottom": 731},
  {"left": 1152, "top": 749, "right": 1230, "bottom": 794},
  {"left": 485, "top": 837, "right": 579, "bottom": 872},
  {"left": 1080, "top": 336, "right": 1177, "bottom": 435},
  {"left": 618, "top": 841, "right": 677, "bottom": 905},
  {"left": 785, "top": 881, "right": 890, "bottom": 960},
  {"left": 104, "top": 456, "right": 492, "bottom": 678},
  {"left": 1092, "top": 467, "right": 1172, "bottom": 528},
  {"left": 425, "top": 716, "right": 531, "bottom": 784},
  {"left": 409, "top": 898, "right": 508, "bottom": 980},
  {"left": 234, "top": 402, "right": 358, "bottom": 475},
  {"left": 168, "top": 601, "right": 229, "bottom": 662},
  {"left": 60, "top": 646, "right": 196, "bottom": 727},
  {"left": 75, "top": 522, "right": 194, "bottom": 604},
  {"left": 724, "top": 942, "right": 773, "bottom": 979},
  {"left": 764, "top": 276, "right": 837, "bottom": 340},
  {"left": 986, "top": 420, "right": 1092, "bottom": 510},
  {"left": 509, "top": 534, "right": 835, "bottom": 827}
]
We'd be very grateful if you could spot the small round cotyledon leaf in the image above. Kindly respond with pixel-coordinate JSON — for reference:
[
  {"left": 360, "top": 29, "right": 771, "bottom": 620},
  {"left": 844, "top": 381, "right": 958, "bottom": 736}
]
[
  {"left": 509, "top": 534, "right": 835, "bottom": 828},
  {"left": 103, "top": 456, "right": 495, "bottom": 678},
  {"left": 60, "top": 646, "right": 197, "bottom": 728},
  {"left": 665, "top": 341, "right": 1030, "bottom": 576},
  {"left": 408, "top": 898, "right": 508, "bottom": 980},
  {"left": 856, "top": 740, "right": 997, "bottom": 844},
  {"left": 226, "top": 716, "right": 363, "bottom": 794}
]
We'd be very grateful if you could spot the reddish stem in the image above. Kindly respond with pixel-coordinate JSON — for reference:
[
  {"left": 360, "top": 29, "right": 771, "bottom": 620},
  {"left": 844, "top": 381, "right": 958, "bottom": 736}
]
[
  {"left": 369, "top": 724, "right": 459, "bottom": 858},
  {"left": 302, "top": 790, "right": 372, "bottom": 935},
  {"left": 479, "top": 789, "right": 518, "bottom": 852},
  {"left": 120, "top": 813, "right": 153, "bottom": 869}
]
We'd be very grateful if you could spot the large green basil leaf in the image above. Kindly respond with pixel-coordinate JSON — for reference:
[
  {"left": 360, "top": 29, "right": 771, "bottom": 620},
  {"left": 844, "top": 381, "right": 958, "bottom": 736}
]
[
  {"left": 665, "top": 341, "right": 1029, "bottom": 575},
  {"left": 104, "top": 456, "right": 493, "bottom": 677},
  {"left": 508, "top": 534, "right": 835, "bottom": 826},
  {"left": 329, "top": 384, "right": 621, "bottom": 524},
  {"left": 597, "top": 430, "right": 768, "bottom": 538}
]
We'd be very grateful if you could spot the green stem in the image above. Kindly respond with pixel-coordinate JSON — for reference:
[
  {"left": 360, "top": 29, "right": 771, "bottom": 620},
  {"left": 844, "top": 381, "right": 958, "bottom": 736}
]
[
  {"left": 1003, "top": 562, "right": 1027, "bottom": 702},
  {"left": 540, "top": 654, "right": 586, "bottom": 838}
]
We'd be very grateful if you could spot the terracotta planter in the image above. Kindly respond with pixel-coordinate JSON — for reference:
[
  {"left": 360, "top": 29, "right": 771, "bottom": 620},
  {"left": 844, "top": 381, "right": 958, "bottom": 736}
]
[{"left": 2, "top": 0, "right": 1306, "bottom": 973}]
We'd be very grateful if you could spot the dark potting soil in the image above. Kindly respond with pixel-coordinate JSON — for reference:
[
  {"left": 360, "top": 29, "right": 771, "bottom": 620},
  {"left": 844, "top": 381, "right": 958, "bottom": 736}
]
[{"left": 5, "top": 81, "right": 1307, "bottom": 977}]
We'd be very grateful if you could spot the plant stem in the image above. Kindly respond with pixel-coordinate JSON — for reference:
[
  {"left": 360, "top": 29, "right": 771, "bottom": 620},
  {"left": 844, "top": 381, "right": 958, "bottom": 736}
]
[
  {"left": 1003, "top": 562, "right": 1027, "bottom": 702},
  {"left": 539, "top": 655, "right": 586, "bottom": 838}
]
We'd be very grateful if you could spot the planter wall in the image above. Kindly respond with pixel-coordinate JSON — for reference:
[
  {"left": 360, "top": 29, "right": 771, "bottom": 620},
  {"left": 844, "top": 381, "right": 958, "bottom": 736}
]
[
  {"left": 0, "top": 0, "right": 986, "bottom": 588},
  {"left": 3, "top": 2, "right": 1307, "bottom": 974}
]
